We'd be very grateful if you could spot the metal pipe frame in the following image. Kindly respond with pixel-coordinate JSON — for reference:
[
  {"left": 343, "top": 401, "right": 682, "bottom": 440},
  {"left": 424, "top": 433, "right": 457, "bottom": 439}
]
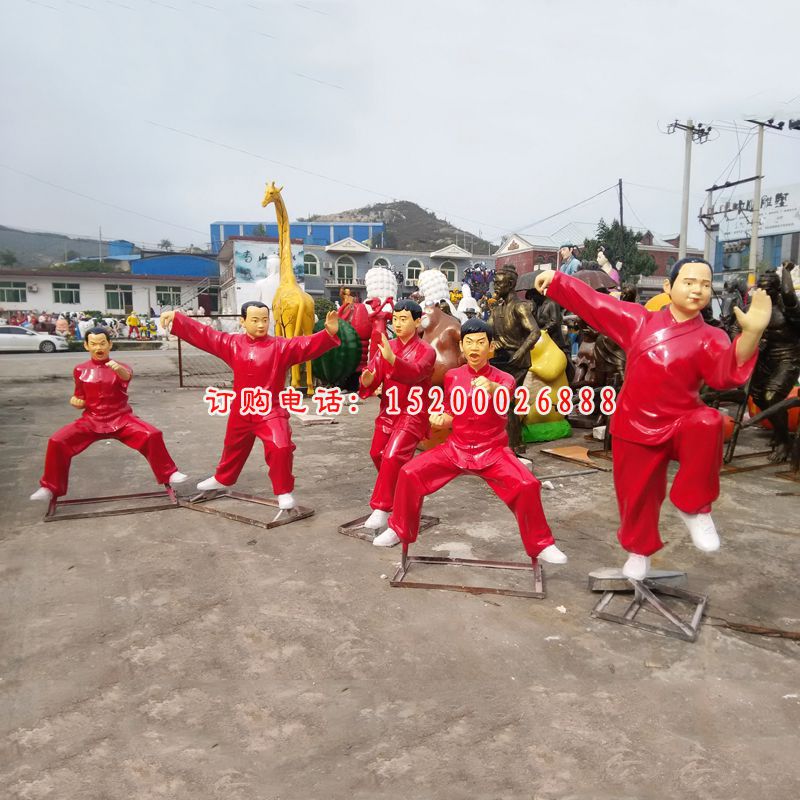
[
  {"left": 591, "top": 579, "right": 708, "bottom": 642},
  {"left": 338, "top": 514, "right": 439, "bottom": 542},
  {"left": 44, "top": 485, "right": 178, "bottom": 523},
  {"left": 390, "top": 544, "right": 546, "bottom": 599},
  {"left": 179, "top": 490, "right": 314, "bottom": 530}
]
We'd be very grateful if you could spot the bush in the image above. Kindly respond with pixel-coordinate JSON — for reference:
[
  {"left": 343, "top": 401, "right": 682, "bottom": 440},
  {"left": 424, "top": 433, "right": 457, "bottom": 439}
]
[{"left": 314, "top": 297, "right": 335, "bottom": 319}]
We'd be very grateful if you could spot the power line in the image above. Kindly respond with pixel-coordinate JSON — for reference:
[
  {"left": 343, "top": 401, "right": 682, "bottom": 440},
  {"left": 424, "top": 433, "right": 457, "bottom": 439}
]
[
  {"left": 509, "top": 184, "right": 619, "bottom": 235},
  {"left": 144, "top": 119, "right": 509, "bottom": 233},
  {"left": 0, "top": 162, "right": 209, "bottom": 238}
]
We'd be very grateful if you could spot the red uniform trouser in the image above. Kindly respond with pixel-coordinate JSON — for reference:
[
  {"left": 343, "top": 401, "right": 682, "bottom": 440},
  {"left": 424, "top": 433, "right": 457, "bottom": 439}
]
[
  {"left": 612, "top": 405, "right": 723, "bottom": 556},
  {"left": 40, "top": 414, "right": 178, "bottom": 497},
  {"left": 388, "top": 442, "right": 554, "bottom": 557},
  {"left": 368, "top": 420, "right": 424, "bottom": 511},
  {"left": 214, "top": 414, "right": 295, "bottom": 495}
]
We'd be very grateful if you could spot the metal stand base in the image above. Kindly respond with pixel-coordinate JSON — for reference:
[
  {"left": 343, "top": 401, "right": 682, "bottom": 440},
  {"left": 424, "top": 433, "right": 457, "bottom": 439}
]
[
  {"left": 338, "top": 514, "right": 439, "bottom": 542},
  {"left": 540, "top": 445, "right": 610, "bottom": 471},
  {"left": 591, "top": 577, "right": 708, "bottom": 642},
  {"left": 775, "top": 469, "right": 800, "bottom": 484},
  {"left": 390, "top": 545, "right": 546, "bottom": 599},
  {"left": 180, "top": 490, "right": 314, "bottom": 530},
  {"left": 719, "top": 450, "right": 773, "bottom": 475},
  {"left": 44, "top": 485, "right": 178, "bottom": 522}
]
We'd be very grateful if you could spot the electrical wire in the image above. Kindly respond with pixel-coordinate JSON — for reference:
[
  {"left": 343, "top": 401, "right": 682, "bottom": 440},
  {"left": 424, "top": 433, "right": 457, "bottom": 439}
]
[{"left": 508, "top": 184, "right": 619, "bottom": 235}]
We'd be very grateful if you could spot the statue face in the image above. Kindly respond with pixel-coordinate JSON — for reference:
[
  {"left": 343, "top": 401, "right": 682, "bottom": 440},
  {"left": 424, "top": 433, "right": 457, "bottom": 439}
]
[
  {"left": 663, "top": 261, "right": 712, "bottom": 316},
  {"left": 559, "top": 246, "right": 572, "bottom": 261},
  {"left": 597, "top": 250, "right": 609, "bottom": 267},
  {"left": 493, "top": 272, "right": 516, "bottom": 296},
  {"left": 240, "top": 306, "right": 270, "bottom": 338},
  {"left": 460, "top": 332, "right": 493, "bottom": 369},
  {"left": 392, "top": 309, "right": 420, "bottom": 340},
  {"left": 84, "top": 333, "right": 112, "bottom": 361}
]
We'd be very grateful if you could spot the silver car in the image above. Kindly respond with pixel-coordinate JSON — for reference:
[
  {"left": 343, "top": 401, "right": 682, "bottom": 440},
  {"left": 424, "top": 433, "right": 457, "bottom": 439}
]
[{"left": 0, "top": 325, "right": 70, "bottom": 353}]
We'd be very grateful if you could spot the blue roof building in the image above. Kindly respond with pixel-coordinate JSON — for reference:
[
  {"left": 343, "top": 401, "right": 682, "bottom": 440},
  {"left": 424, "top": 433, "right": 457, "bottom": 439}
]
[{"left": 209, "top": 220, "right": 385, "bottom": 253}]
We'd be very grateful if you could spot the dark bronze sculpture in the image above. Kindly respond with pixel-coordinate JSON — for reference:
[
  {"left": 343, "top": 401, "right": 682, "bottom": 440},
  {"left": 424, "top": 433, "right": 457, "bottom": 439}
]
[
  {"left": 749, "top": 263, "right": 800, "bottom": 463},
  {"left": 489, "top": 266, "right": 541, "bottom": 449}
]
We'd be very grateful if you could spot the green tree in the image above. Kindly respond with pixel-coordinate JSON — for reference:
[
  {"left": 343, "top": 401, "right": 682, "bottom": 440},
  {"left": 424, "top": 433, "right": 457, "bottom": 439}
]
[
  {"left": 314, "top": 297, "right": 335, "bottom": 320},
  {"left": 582, "top": 219, "right": 656, "bottom": 283},
  {"left": 0, "top": 249, "right": 18, "bottom": 267},
  {"left": 251, "top": 224, "right": 267, "bottom": 237},
  {"left": 158, "top": 239, "right": 173, "bottom": 251}
]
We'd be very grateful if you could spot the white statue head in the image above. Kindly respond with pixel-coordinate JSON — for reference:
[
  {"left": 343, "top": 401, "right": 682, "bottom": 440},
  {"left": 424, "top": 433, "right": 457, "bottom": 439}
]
[
  {"left": 266, "top": 253, "right": 280, "bottom": 276},
  {"left": 365, "top": 265, "right": 397, "bottom": 302}
]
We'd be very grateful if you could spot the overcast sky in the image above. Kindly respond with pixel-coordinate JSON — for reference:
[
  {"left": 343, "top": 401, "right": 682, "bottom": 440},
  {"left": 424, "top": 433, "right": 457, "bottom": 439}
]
[{"left": 2, "top": 0, "right": 799, "bottom": 251}]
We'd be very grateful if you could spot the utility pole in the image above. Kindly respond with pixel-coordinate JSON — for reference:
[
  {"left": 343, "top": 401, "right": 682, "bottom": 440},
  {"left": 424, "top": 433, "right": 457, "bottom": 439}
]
[
  {"left": 98, "top": 226, "right": 103, "bottom": 266},
  {"left": 743, "top": 118, "right": 785, "bottom": 281},
  {"left": 703, "top": 189, "right": 714, "bottom": 262},
  {"left": 667, "top": 120, "right": 711, "bottom": 259},
  {"left": 618, "top": 178, "right": 623, "bottom": 230}
]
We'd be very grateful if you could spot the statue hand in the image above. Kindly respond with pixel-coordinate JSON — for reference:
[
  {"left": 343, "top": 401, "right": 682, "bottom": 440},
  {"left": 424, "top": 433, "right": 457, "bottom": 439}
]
[
  {"left": 379, "top": 334, "right": 395, "bottom": 364},
  {"left": 324, "top": 310, "right": 339, "bottom": 337},
  {"left": 509, "top": 347, "right": 529, "bottom": 367},
  {"left": 361, "top": 369, "right": 375, "bottom": 388},
  {"left": 472, "top": 376, "right": 495, "bottom": 395},
  {"left": 734, "top": 289, "right": 772, "bottom": 334},
  {"left": 69, "top": 396, "right": 85, "bottom": 409},
  {"left": 160, "top": 310, "right": 175, "bottom": 331},
  {"left": 429, "top": 413, "right": 453, "bottom": 429},
  {"left": 784, "top": 261, "right": 795, "bottom": 273}
]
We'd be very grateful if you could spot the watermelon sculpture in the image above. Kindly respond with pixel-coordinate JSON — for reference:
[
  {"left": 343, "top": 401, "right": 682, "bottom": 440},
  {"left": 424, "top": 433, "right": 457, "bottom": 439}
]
[{"left": 312, "top": 318, "right": 361, "bottom": 387}]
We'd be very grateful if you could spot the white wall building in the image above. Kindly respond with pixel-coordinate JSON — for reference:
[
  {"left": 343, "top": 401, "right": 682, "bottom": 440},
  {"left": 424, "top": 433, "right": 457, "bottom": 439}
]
[{"left": 0, "top": 270, "right": 205, "bottom": 316}]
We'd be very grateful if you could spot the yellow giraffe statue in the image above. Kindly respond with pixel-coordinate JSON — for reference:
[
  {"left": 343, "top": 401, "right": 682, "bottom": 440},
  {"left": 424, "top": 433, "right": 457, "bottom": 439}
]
[{"left": 261, "top": 182, "right": 317, "bottom": 395}]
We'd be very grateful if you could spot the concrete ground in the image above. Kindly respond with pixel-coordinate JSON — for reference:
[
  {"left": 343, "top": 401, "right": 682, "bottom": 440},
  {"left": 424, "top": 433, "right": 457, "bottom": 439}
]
[{"left": 1, "top": 350, "right": 798, "bottom": 800}]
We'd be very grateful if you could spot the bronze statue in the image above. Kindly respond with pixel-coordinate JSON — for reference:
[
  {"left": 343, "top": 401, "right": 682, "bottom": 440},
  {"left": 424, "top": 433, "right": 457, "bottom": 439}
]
[
  {"left": 720, "top": 276, "right": 746, "bottom": 340},
  {"left": 749, "top": 263, "right": 800, "bottom": 463},
  {"left": 594, "top": 285, "right": 638, "bottom": 388},
  {"left": 489, "top": 266, "right": 541, "bottom": 449},
  {"left": 420, "top": 301, "right": 465, "bottom": 387}
]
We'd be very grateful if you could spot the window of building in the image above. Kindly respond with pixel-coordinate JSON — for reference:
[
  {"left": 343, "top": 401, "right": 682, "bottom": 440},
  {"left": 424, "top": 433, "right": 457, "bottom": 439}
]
[
  {"left": 336, "top": 255, "right": 355, "bottom": 283},
  {"left": 440, "top": 260, "right": 457, "bottom": 284},
  {"left": 155, "top": 285, "right": 182, "bottom": 306},
  {"left": 373, "top": 257, "right": 391, "bottom": 268},
  {"left": 406, "top": 259, "right": 423, "bottom": 284},
  {"left": 0, "top": 281, "right": 27, "bottom": 303},
  {"left": 53, "top": 282, "right": 80, "bottom": 304},
  {"left": 303, "top": 253, "right": 319, "bottom": 276},
  {"left": 105, "top": 284, "right": 133, "bottom": 312}
]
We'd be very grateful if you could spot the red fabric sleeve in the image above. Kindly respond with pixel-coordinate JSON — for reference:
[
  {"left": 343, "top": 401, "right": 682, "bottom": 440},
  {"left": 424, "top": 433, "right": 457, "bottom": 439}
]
[
  {"left": 386, "top": 343, "right": 436, "bottom": 385},
  {"left": 279, "top": 329, "right": 340, "bottom": 366},
  {"left": 701, "top": 331, "right": 758, "bottom": 390},
  {"left": 171, "top": 313, "right": 234, "bottom": 363}
]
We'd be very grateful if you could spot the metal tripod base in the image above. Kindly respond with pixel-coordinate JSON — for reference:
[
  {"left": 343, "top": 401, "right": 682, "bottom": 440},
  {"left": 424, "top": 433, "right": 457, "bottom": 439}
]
[
  {"left": 180, "top": 490, "right": 314, "bottom": 530},
  {"left": 338, "top": 514, "right": 439, "bottom": 542},
  {"left": 390, "top": 545, "right": 546, "bottom": 599},
  {"left": 591, "top": 577, "right": 708, "bottom": 642},
  {"left": 44, "top": 485, "right": 178, "bottom": 522},
  {"left": 719, "top": 450, "right": 773, "bottom": 475}
]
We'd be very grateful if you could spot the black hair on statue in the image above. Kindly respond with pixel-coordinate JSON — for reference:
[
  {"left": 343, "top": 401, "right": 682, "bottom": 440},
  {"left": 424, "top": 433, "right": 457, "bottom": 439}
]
[
  {"left": 85, "top": 326, "right": 111, "bottom": 342},
  {"left": 668, "top": 257, "right": 713, "bottom": 286},
  {"left": 241, "top": 300, "right": 269, "bottom": 318},
  {"left": 393, "top": 299, "right": 423, "bottom": 319},
  {"left": 460, "top": 318, "right": 493, "bottom": 342}
]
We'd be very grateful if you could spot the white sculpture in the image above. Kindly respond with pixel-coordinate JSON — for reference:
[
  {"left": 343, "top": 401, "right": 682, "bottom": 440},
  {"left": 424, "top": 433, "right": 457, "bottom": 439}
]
[{"left": 417, "top": 267, "right": 463, "bottom": 321}]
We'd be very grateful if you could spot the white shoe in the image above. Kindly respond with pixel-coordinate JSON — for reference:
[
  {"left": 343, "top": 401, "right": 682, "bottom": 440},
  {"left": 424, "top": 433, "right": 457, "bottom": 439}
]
[
  {"left": 364, "top": 509, "right": 390, "bottom": 530},
  {"left": 372, "top": 527, "right": 401, "bottom": 547},
  {"left": 277, "top": 493, "right": 296, "bottom": 510},
  {"left": 538, "top": 544, "right": 568, "bottom": 564},
  {"left": 168, "top": 471, "right": 188, "bottom": 485},
  {"left": 30, "top": 487, "right": 53, "bottom": 502},
  {"left": 622, "top": 554, "right": 651, "bottom": 581},
  {"left": 197, "top": 476, "right": 229, "bottom": 492},
  {"left": 677, "top": 510, "right": 720, "bottom": 552}
]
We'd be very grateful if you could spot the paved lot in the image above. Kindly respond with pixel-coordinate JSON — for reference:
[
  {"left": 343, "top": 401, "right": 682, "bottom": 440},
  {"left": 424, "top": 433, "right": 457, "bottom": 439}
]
[{"left": 1, "top": 351, "right": 798, "bottom": 800}]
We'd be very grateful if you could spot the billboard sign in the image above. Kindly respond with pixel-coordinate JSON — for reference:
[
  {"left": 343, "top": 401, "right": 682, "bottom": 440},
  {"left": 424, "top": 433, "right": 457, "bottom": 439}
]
[{"left": 716, "top": 183, "right": 800, "bottom": 242}]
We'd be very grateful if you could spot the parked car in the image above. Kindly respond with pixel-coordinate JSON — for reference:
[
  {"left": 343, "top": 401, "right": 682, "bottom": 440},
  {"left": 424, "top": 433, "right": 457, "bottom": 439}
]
[{"left": 0, "top": 325, "right": 70, "bottom": 353}]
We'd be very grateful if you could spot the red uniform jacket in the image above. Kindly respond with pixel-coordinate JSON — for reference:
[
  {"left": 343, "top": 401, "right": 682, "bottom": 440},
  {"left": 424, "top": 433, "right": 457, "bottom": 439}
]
[
  {"left": 442, "top": 363, "right": 517, "bottom": 469},
  {"left": 72, "top": 359, "right": 135, "bottom": 434},
  {"left": 359, "top": 335, "right": 436, "bottom": 437},
  {"left": 172, "top": 313, "right": 339, "bottom": 420},
  {"left": 548, "top": 271, "right": 757, "bottom": 445}
]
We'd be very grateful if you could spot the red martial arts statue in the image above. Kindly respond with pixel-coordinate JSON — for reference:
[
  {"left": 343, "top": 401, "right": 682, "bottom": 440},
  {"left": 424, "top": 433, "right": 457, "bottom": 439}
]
[
  {"left": 373, "top": 318, "right": 567, "bottom": 565},
  {"left": 357, "top": 300, "right": 436, "bottom": 530},
  {"left": 536, "top": 259, "right": 771, "bottom": 579},
  {"left": 161, "top": 303, "right": 340, "bottom": 509},
  {"left": 31, "top": 327, "right": 187, "bottom": 502}
]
